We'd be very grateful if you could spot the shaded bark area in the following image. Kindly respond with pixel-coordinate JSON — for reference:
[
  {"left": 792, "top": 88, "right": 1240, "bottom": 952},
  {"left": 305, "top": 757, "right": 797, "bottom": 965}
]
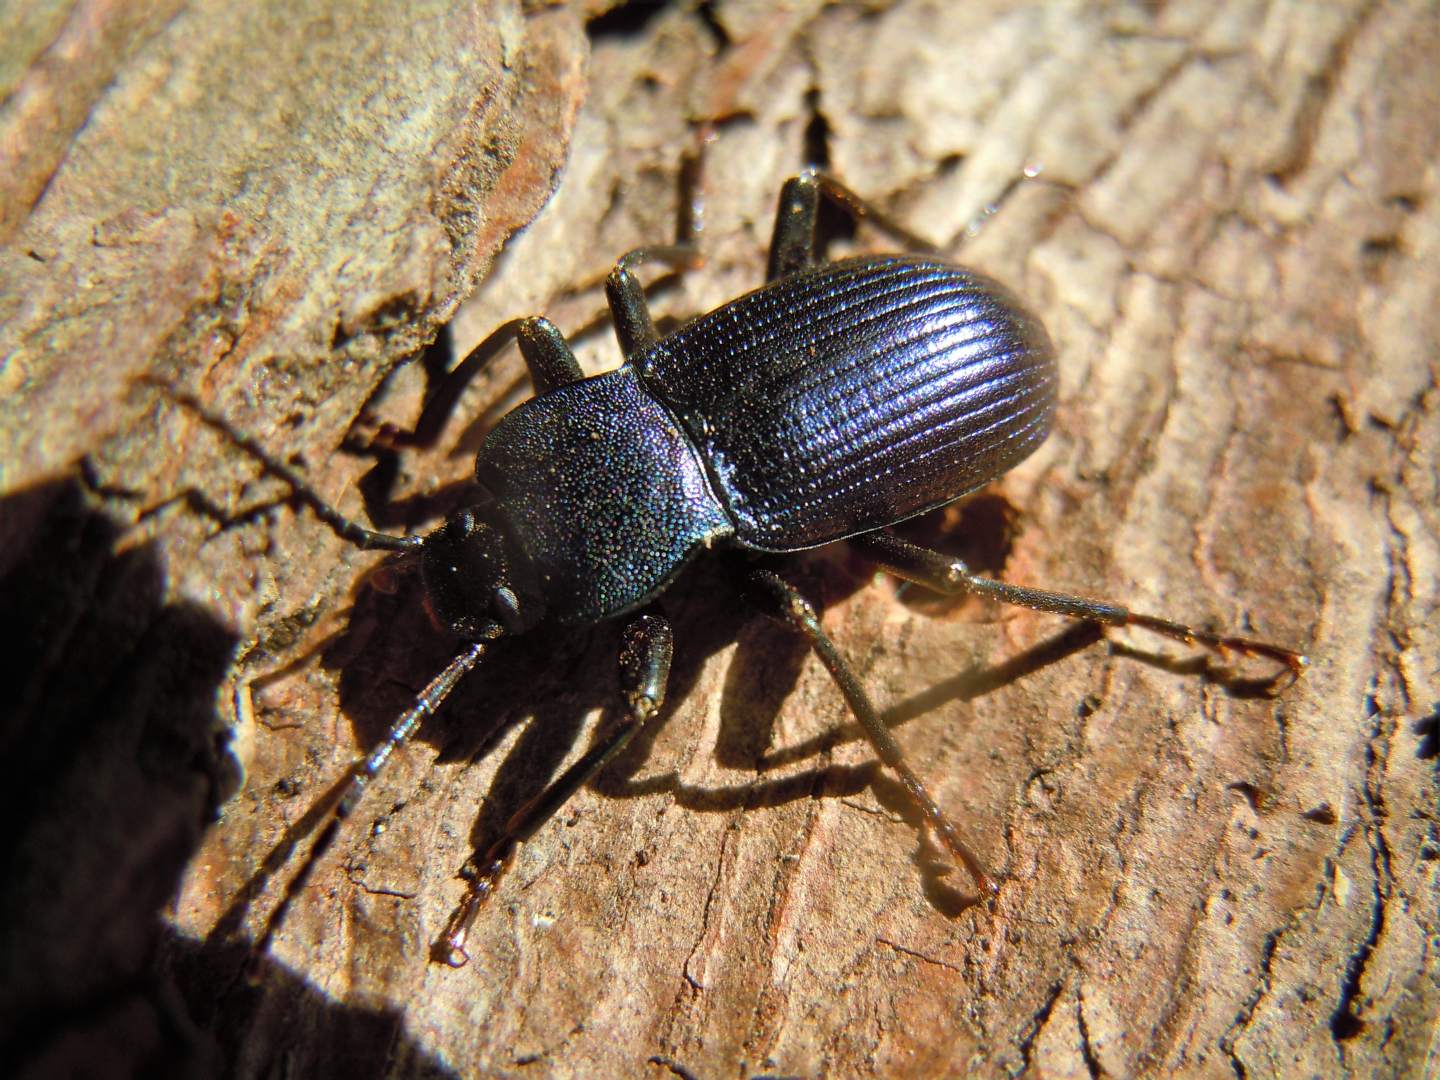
[
  {"left": 2, "top": 1, "right": 1437, "bottom": 1078},
  {"left": 0, "top": 1, "right": 585, "bottom": 1075}
]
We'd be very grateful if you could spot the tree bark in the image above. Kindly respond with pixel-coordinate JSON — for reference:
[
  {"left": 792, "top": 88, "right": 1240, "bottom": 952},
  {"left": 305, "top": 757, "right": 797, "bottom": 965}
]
[{"left": 2, "top": 2, "right": 1436, "bottom": 1078}]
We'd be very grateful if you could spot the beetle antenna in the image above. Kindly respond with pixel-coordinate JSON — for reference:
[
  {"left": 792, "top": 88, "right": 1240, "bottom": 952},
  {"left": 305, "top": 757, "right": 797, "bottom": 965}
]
[
  {"left": 138, "top": 376, "right": 423, "bottom": 553},
  {"left": 249, "top": 634, "right": 496, "bottom": 971}
]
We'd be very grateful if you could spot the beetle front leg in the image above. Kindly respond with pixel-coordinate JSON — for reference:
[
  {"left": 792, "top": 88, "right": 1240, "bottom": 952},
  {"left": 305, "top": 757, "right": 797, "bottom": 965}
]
[
  {"left": 741, "top": 566, "right": 999, "bottom": 902},
  {"left": 149, "top": 381, "right": 425, "bottom": 554},
  {"left": 852, "top": 531, "right": 1307, "bottom": 687},
  {"left": 514, "top": 316, "right": 586, "bottom": 393},
  {"left": 438, "top": 610, "right": 675, "bottom": 967},
  {"left": 366, "top": 315, "right": 586, "bottom": 455}
]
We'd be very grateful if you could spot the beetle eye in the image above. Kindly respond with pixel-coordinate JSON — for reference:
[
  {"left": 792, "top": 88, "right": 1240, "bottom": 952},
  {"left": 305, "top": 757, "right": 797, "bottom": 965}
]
[{"left": 492, "top": 585, "right": 525, "bottom": 632}]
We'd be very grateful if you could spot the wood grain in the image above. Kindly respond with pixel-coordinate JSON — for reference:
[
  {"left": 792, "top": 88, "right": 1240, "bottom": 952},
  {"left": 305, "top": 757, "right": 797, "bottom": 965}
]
[{"left": 1, "top": 2, "right": 1435, "bottom": 1077}]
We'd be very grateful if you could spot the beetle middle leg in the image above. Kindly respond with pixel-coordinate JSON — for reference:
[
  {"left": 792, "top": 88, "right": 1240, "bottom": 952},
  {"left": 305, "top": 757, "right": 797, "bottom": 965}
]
[
  {"left": 602, "top": 134, "right": 714, "bottom": 356},
  {"left": 403, "top": 155, "right": 708, "bottom": 444},
  {"left": 605, "top": 244, "right": 705, "bottom": 356},
  {"left": 438, "top": 610, "right": 675, "bottom": 967},
  {"left": 741, "top": 566, "right": 999, "bottom": 901},
  {"left": 852, "top": 531, "right": 1307, "bottom": 685}
]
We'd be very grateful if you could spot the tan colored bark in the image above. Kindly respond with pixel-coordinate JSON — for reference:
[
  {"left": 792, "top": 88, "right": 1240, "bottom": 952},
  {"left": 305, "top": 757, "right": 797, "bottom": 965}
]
[{"left": 2, "top": 2, "right": 1436, "bottom": 1077}]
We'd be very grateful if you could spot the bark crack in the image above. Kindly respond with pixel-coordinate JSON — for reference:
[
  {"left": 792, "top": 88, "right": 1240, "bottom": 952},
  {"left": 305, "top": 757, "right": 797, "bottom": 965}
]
[
  {"left": 741, "top": 774, "right": 828, "bottom": 1067},
  {"left": 680, "top": 823, "right": 734, "bottom": 994},
  {"left": 873, "top": 936, "right": 964, "bottom": 975},
  {"left": 1076, "top": 984, "right": 1104, "bottom": 1078},
  {"left": 1219, "top": 926, "right": 1281, "bottom": 1078},
  {"left": 1016, "top": 979, "right": 1065, "bottom": 1073},
  {"left": 1330, "top": 688, "right": 1394, "bottom": 1050}
]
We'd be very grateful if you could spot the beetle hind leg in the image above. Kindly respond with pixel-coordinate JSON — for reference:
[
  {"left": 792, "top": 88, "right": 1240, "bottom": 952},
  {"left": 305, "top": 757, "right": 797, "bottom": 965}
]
[
  {"left": 741, "top": 566, "right": 999, "bottom": 902},
  {"left": 852, "top": 531, "right": 1307, "bottom": 689}
]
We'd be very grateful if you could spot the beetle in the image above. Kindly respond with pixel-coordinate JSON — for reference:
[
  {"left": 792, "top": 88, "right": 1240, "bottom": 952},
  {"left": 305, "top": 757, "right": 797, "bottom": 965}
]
[{"left": 229, "top": 171, "right": 1304, "bottom": 967}]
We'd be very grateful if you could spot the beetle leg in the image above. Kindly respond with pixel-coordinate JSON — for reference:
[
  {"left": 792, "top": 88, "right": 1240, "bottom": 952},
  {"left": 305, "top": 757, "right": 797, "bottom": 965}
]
[
  {"left": 852, "top": 531, "right": 1308, "bottom": 688},
  {"left": 389, "top": 315, "right": 586, "bottom": 453},
  {"left": 515, "top": 316, "right": 585, "bottom": 392},
  {"left": 741, "top": 566, "right": 1000, "bottom": 902},
  {"left": 148, "top": 380, "right": 424, "bottom": 553},
  {"left": 767, "top": 173, "right": 822, "bottom": 280},
  {"left": 604, "top": 139, "right": 711, "bottom": 358},
  {"left": 767, "top": 171, "right": 941, "bottom": 281},
  {"left": 606, "top": 245, "right": 705, "bottom": 358},
  {"left": 438, "top": 610, "right": 675, "bottom": 967},
  {"left": 440, "top": 314, "right": 584, "bottom": 399}
]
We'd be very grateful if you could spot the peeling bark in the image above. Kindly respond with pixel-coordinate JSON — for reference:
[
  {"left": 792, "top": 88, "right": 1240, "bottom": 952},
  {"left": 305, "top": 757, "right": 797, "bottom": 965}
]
[{"left": 2, "top": 1, "right": 1436, "bottom": 1077}]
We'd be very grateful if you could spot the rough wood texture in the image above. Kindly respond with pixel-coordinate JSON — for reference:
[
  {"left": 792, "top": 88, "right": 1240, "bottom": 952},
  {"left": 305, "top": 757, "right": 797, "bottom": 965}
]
[{"left": 2, "top": 1, "right": 1436, "bottom": 1077}]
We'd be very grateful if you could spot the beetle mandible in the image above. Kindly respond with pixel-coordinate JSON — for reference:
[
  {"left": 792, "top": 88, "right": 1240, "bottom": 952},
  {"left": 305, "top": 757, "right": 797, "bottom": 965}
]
[{"left": 243, "top": 171, "right": 1305, "bottom": 967}]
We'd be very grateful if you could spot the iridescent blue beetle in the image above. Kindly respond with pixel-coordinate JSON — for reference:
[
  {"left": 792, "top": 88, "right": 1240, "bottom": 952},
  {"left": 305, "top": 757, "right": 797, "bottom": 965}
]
[{"left": 255, "top": 173, "right": 1304, "bottom": 966}]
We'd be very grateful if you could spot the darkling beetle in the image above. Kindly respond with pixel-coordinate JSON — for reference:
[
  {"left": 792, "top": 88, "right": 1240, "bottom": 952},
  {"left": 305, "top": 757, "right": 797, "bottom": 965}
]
[{"left": 238, "top": 171, "right": 1306, "bottom": 967}]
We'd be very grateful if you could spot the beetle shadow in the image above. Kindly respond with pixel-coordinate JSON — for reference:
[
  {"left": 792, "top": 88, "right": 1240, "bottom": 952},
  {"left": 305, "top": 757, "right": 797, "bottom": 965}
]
[
  {"left": 285, "top": 473, "right": 1148, "bottom": 940},
  {"left": 229, "top": 443, "right": 1295, "bottom": 957},
  {"left": 270, "top": 537, "right": 902, "bottom": 929},
  {"left": 594, "top": 602, "right": 1107, "bottom": 916},
  {"left": 162, "top": 927, "right": 460, "bottom": 1080},
  {"left": 0, "top": 476, "right": 463, "bottom": 1080}
]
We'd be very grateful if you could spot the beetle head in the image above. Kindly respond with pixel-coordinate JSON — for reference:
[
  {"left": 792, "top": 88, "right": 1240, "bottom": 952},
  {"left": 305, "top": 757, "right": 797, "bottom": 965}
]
[{"left": 420, "top": 506, "right": 545, "bottom": 637}]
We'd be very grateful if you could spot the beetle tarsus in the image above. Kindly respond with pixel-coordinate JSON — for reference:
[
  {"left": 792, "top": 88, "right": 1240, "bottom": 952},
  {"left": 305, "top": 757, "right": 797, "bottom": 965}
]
[
  {"left": 440, "top": 843, "right": 515, "bottom": 967},
  {"left": 1123, "top": 613, "right": 1307, "bottom": 689}
]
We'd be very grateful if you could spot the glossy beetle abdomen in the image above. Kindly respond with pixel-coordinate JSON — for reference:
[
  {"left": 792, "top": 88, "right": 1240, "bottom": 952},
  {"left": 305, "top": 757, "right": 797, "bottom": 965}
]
[{"left": 637, "top": 255, "right": 1057, "bottom": 551}]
